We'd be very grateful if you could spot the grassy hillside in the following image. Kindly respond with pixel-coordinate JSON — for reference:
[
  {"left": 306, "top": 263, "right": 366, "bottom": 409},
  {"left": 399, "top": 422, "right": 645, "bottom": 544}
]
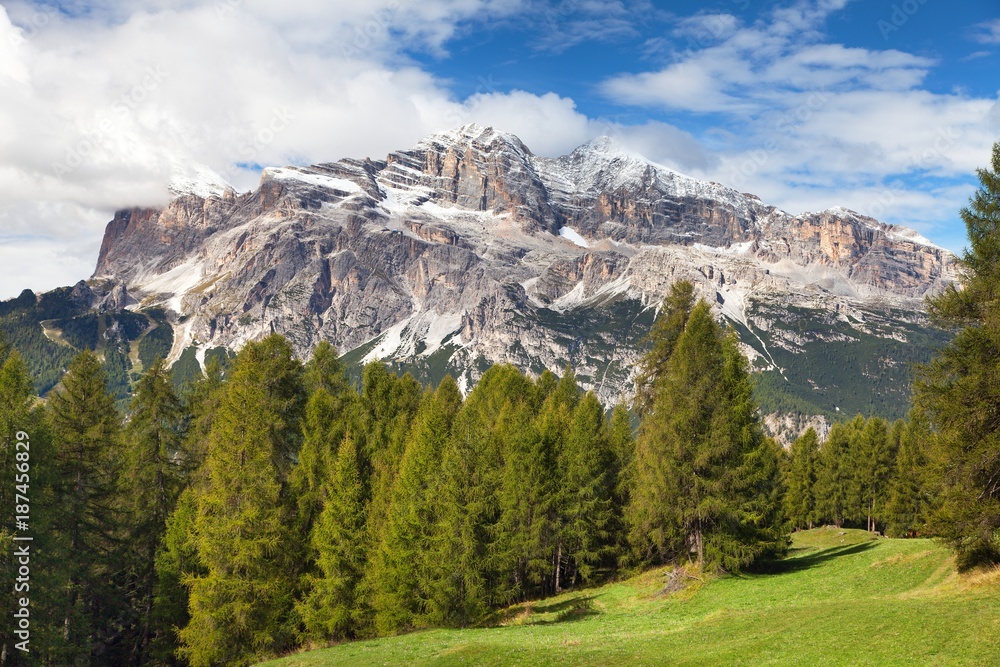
[{"left": 261, "top": 529, "right": 1000, "bottom": 667}]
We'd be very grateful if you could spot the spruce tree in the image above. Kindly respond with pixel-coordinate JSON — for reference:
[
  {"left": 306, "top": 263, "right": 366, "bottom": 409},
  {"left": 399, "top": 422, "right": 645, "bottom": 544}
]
[
  {"left": 915, "top": 141, "right": 1000, "bottom": 567},
  {"left": 47, "top": 351, "right": 124, "bottom": 663},
  {"left": 121, "top": 359, "right": 186, "bottom": 664},
  {"left": 885, "top": 412, "right": 933, "bottom": 538},
  {"left": 785, "top": 428, "right": 820, "bottom": 530},
  {"left": 297, "top": 432, "right": 368, "bottom": 643},
  {"left": 425, "top": 365, "right": 533, "bottom": 626},
  {"left": 179, "top": 335, "right": 306, "bottom": 666}
]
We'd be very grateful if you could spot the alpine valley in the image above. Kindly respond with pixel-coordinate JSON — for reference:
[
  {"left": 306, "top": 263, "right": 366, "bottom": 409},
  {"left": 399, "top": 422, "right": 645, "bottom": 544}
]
[{"left": 2, "top": 124, "right": 957, "bottom": 441}]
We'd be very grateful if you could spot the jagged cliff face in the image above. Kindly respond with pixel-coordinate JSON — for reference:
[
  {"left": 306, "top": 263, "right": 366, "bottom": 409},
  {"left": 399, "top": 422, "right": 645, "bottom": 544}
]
[{"left": 93, "top": 124, "right": 957, "bottom": 429}]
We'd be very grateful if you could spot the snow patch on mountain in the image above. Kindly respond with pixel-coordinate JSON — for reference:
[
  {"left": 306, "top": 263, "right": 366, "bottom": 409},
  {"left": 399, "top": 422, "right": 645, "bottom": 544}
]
[
  {"left": 558, "top": 226, "right": 590, "bottom": 248},
  {"left": 169, "top": 163, "right": 231, "bottom": 199},
  {"left": 264, "top": 167, "right": 363, "bottom": 194}
]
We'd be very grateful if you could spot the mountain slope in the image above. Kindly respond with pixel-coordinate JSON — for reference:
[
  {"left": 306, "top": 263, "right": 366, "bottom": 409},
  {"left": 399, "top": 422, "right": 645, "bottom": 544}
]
[{"left": 90, "top": 124, "right": 956, "bottom": 432}]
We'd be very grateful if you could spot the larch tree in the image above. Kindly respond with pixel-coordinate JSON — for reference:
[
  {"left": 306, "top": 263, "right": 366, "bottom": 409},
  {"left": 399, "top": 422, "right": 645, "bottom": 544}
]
[
  {"left": 558, "top": 392, "right": 615, "bottom": 586},
  {"left": 426, "top": 365, "right": 533, "bottom": 626},
  {"left": 626, "top": 299, "right": 786, "bottom": 571},
  {"left": 493, "top": 398, "right": 554, "bottom": 603},
  {"left": 535, "top": 368, "right": 578, "bottom": 593},
  {"left": 297, "top": 432, "right": 368, "bottom": 643},
  {"left": 850, "top": 417, "right": 895, "bottom": 532},
  {"left": 885, "top": 411, "right": 934, "bottom": 538},
  {"left": 179, "top": 335, "right": 306, "bottom": 667},
  {"left": 608, "top": 403, "right": 635, "bottom": 559},
  {"left": 633, "top": 280, "right": 696, "bottom": 416},
  {"left": 815, "top": 421, "right": 854, "bottom": 528},
  {"left": 0, "top": 348, "right": 43, "bottom": 665}
]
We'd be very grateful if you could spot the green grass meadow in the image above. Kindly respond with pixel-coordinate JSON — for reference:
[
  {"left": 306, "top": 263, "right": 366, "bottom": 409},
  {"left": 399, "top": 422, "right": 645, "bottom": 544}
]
[{"left": 261, "top": 528, "right": 1000, "bottom": 666}]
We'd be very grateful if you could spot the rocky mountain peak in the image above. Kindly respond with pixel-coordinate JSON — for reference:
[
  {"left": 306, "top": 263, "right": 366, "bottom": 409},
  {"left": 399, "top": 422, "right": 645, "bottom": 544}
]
[{"left": 91, "top": 125, "right": 958, "bottom": 434}]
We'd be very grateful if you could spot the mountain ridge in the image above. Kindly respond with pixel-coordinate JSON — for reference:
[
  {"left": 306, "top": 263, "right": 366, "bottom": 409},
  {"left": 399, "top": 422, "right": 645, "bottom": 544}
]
[{"left": 85, "top": 123, "right": 956, "bottom": 437}]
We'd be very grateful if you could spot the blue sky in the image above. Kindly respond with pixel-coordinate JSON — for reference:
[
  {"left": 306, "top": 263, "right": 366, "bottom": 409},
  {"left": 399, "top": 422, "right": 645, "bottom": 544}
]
[{"left": 0, "top": 0, "right": 997, "bottom": 296}]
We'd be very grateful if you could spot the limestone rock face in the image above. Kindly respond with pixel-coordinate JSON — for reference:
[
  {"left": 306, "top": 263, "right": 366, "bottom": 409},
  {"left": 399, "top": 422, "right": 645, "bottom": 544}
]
[{"left": 93, "top": 123, "right": 957, "bottom": 429}]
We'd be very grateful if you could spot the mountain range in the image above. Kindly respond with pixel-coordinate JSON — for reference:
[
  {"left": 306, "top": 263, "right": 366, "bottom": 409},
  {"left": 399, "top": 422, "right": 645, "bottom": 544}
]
[{"left": 5, "top": 124, "right": 956, "bottom": 441}]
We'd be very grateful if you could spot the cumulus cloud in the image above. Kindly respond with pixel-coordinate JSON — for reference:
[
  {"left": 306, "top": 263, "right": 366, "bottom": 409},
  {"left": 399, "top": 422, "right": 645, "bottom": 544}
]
[
  {"left": 600, "top": 0, "right": 998, "bottom": 249},
  {"left": 0, "top": 0, "right": 682, "bottom": 297}
]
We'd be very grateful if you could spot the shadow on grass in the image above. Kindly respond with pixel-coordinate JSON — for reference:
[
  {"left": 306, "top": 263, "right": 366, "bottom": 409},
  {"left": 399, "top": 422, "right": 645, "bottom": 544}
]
[
  {"left": 494, "top": 596, "right": 599, "bottom": 626},
  {"left": 750, "top": 541, "right": 879, "bottom": 576}
]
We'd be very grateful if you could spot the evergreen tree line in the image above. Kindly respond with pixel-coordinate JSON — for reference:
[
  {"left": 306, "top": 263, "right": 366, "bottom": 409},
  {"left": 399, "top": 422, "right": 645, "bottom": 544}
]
[
  {"left": 782, "top": 415, "right": 934, "bottom": 537},
  {"left": 0, "top": 280, "right": 790, "bottom": 666}
]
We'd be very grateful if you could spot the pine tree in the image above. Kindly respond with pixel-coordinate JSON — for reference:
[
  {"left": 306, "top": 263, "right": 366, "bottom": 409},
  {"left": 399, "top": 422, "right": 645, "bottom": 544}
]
[
  {"left": 297, "top": 432, "right": 367, "bottom": 643},
  {"left": 785, "top": 428, "right": 820, "bottom": 530},
  {"left": 179, "top": 335, "right": 306, "bottom": 666},
  {"left": 915, "top": 141, "right": 1000, "bottom": 568},
  {"left": 47, "top": 351, "right": 124, "bottom": 663},
  {"left": 121, "top": 359, "right": 186, "bottom": 664},
  {"left": 367, "top": 377, "right": 462, "bottom": 634},
  {"left": 626, "top": 301, "right": 786, "bottom": 571},
  {"left": 558, "top": 392, "right": 615, "bottom": 586}
]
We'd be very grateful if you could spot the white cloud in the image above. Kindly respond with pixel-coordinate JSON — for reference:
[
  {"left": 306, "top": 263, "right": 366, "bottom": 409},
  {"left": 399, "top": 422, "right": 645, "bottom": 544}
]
[
  {"left": 0, "top": 0, "right": 618, "bottom": 297},
  {"left": 971, "top": 18, "right": 1000, "bottom": 45},
  {"left": 600, "top": 1, "right": 997, "bottom": 247}
]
